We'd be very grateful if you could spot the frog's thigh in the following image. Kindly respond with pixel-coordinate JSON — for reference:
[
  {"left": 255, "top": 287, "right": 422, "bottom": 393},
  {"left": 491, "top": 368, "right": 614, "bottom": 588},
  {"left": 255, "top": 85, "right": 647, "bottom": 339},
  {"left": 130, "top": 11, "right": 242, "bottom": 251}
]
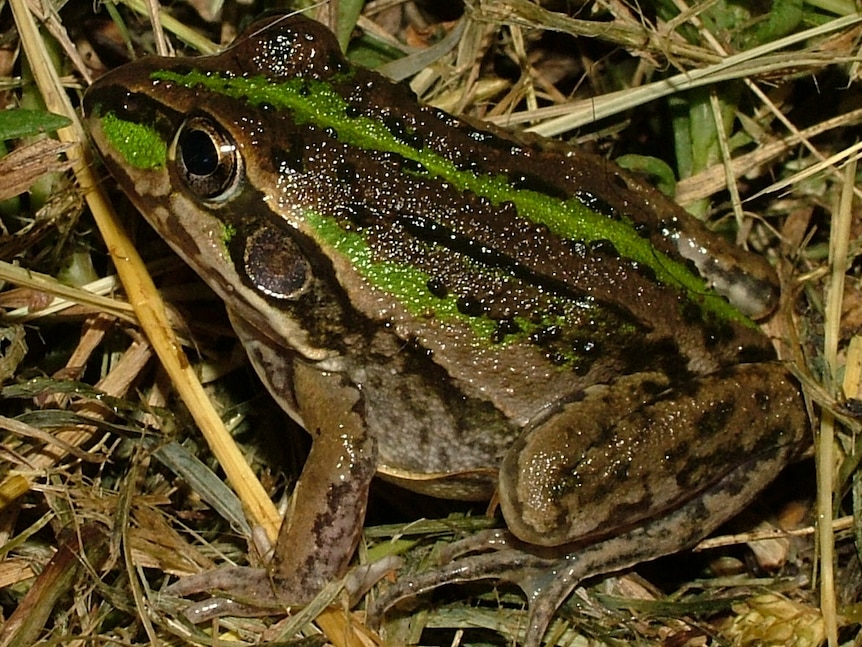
[
  {"left": 499, "top": 364, "right": 805, "bottom": 547},
  {"left": 267, "top": 360, "right": 379, "bottom": 592}
]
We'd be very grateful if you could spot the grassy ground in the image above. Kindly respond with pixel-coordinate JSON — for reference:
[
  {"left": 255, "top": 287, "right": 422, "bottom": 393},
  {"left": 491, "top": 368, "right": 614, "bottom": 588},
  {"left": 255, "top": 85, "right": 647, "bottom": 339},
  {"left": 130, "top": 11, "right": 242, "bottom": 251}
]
[{"left": 0, "top": 0, "right": 858, "bottom": 644}]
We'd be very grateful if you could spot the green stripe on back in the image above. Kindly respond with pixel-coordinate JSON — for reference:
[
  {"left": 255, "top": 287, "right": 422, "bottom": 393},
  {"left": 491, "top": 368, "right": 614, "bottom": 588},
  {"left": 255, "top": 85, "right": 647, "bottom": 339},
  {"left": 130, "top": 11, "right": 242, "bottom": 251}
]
[{"left": 153, "top": 69, "right": 751, "bottom": 328}]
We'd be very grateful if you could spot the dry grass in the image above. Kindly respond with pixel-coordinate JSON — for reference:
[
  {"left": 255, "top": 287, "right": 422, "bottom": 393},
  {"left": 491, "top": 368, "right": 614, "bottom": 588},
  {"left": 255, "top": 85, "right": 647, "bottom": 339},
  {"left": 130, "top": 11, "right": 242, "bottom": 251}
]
[{"left": 0, "top": 0, "right": 859, "bottom": 645}]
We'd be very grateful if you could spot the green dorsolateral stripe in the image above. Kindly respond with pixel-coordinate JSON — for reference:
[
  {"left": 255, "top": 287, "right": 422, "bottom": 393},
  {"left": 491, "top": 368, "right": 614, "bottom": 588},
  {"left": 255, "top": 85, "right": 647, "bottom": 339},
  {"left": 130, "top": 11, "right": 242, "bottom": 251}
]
[
  {"left": 100, "top": 112, "right": 167, "bottom": 169},
  {"left": 305, "top": 209, "right": 497, "bottom": 340},
  {"left": 152, "top": 69, "right": 751, "bottom": 327},
  {"left": 307, "top": 207, "right": 629, "bottom": 360}
]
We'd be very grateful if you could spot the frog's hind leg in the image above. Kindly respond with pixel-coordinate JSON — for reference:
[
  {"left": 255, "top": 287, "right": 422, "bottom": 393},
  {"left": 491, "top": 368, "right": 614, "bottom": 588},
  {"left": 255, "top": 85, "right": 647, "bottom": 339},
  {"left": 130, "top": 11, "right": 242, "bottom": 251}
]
[
  {"left": 498, "top": 365, "right": 805, "bottom": 549},
  {"left": 368, "top": 435, "right": 798, "bottom": 646},
  {"left": 368, "top": 364, "right": 806, "bottom": 646}
]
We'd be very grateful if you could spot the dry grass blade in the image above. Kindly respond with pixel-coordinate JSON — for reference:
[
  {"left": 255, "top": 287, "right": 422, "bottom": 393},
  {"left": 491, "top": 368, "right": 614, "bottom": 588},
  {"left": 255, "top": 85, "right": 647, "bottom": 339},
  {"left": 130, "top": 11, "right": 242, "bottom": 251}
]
[
  {"left": 0, "top": 524, "right": 111, "bottom": 647},
  {"left": 0, "top": 260, "right": 136, "bottom": 322},
  {"left": 0, "top": 140, "right": 72, "bottom": 202},
  {"left": 8, "top": 0, "right": 281, "bottom": 542}
]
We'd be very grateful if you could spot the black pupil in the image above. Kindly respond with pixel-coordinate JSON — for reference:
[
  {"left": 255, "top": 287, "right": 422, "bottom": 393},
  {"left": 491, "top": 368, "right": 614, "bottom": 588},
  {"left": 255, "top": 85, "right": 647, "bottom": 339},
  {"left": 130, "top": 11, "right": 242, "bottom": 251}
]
[{"left": 179, "top": 128, "right": 219, "bottom": 177}]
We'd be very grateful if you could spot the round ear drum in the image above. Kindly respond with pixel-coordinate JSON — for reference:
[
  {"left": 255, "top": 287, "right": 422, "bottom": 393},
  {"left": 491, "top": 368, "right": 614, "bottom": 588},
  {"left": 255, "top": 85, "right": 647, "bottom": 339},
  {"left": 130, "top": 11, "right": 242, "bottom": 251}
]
[{"left": 242, "top": 224, "right": 312, "bottom": 300}]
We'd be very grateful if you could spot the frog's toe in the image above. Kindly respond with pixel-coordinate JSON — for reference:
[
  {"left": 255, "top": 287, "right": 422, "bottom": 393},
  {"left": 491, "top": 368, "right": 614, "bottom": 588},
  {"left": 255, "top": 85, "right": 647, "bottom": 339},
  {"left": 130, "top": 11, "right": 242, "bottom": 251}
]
[
  {"left": 179, "top": 595, "right": 273, "bottom": 623},
  {"left": 343, "top": 555, "right": 404, "bottom": 604},
  {"left": 165, "top": 566, "right": 261, "bottom": 597}
]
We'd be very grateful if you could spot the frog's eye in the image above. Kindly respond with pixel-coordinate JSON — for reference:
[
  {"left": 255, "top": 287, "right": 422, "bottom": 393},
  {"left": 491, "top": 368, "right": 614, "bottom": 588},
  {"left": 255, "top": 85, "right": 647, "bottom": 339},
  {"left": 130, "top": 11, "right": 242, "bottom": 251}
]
[{"left": 173, "top": 116, "right": 242, "bottom": 200}]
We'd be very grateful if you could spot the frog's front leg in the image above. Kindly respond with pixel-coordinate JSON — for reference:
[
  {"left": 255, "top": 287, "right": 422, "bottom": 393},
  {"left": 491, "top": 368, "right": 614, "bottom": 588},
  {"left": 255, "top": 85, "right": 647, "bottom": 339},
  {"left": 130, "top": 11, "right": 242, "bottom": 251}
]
[
  {"left": 370, "top": 364, "right": 806, "bottom": 646},
  {"left": 167, "top": 348, "right": 377, "bottom": 621}
]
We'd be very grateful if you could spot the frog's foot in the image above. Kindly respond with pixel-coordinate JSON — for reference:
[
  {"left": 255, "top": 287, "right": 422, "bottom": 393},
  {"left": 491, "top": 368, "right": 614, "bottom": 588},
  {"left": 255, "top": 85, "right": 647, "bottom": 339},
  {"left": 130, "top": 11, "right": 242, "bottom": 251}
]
[
  {"left": 367, "top": 531, "right": 568, "bottom": 646},
  {"left": 367, "top": 528, "right": 690, "bottom": 646},
  {"left": 166, "top": 556, "right": 404, "bottom": 623},
  {"left": 164, "top": 566, "right": 302, "bottom": 622}
]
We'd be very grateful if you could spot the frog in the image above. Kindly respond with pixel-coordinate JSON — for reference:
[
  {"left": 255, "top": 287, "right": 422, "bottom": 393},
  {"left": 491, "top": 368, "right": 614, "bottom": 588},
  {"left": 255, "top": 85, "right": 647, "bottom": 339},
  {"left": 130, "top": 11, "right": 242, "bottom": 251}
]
[{"left": 82, "top": 12, "right": 807, "bottom": 646}]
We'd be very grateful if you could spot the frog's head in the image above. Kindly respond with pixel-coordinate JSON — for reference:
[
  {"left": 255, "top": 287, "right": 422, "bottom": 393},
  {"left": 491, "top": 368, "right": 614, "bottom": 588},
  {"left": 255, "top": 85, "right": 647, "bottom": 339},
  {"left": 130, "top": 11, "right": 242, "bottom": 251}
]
[{"left": 82, "top": 13, "right": 366, "bottom": 361}]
